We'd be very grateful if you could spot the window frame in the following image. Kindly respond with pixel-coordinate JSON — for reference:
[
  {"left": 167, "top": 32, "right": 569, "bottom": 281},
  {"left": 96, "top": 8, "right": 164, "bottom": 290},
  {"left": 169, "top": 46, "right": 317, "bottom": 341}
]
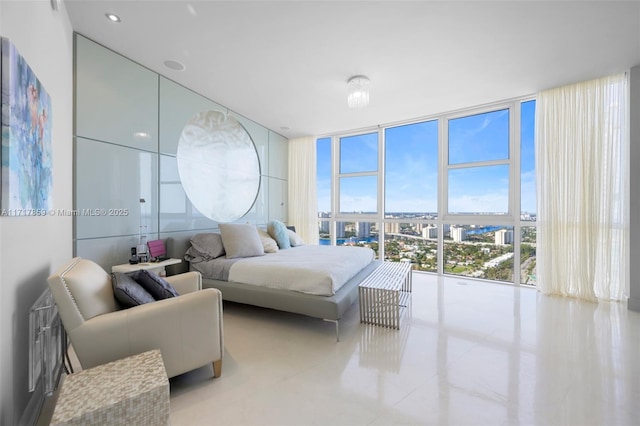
[
  {"left": 334, "top": 129, "right": 382, "bottom": 221},
  {"left": 317, "top": 96, "right": 536, "bottom": 285},
  {"left": 441, "top": 102, "right": 518, "bottom": 224}
]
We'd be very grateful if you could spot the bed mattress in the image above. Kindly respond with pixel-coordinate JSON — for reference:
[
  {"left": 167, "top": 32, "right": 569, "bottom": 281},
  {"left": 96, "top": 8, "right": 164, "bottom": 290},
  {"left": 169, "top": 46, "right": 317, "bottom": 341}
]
[{"left": 190, "top": 245, "right": 375, "bottom": 296}]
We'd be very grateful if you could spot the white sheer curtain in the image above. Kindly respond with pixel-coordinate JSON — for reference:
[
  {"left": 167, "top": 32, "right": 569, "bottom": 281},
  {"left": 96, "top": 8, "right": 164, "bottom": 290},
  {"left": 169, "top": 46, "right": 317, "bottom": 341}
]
[
  {"left": 536, "top": 73, "right": 629, "bottom": 302},
  {"left": 288, "top": 136, "right": 320, "bottom": 245}
]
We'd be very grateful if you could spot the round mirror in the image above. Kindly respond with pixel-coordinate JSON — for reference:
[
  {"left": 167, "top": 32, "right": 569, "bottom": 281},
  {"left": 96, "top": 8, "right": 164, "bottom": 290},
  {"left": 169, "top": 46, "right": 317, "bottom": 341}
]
[{"left": 177, "top": 110, "right": 260, "bottom": 223}]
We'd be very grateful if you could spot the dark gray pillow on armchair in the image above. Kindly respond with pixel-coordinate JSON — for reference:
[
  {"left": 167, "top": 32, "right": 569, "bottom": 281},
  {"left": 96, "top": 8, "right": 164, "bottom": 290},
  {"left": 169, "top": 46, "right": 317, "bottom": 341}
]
[
  {"left": 111, "top": 272, "right": 155, "bottom": 308},
  {"left": 129, "top": 269, "right": 179, "bottom": 300}
]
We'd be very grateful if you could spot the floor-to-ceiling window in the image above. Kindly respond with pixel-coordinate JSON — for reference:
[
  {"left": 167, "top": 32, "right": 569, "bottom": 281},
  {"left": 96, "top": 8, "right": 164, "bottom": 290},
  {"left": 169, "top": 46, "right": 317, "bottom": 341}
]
[
  {"left": 317, "top": 98, "right": 536, "bottom": 286},
  {"left": 444, "top": 108, "right": 513, "bottom": 282},
  {"left": 384, "top": 120, "right": 439, "bottom": 272}
]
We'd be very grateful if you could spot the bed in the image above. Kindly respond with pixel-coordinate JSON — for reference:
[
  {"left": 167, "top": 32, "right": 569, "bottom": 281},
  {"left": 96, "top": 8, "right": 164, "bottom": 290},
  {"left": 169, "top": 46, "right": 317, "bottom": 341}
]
[{"left": 184, "top": 224, "right": 380, "bottom": 340}]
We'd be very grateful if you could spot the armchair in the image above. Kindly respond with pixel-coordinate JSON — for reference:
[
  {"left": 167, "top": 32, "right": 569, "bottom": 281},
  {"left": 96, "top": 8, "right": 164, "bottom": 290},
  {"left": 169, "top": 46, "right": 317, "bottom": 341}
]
[{"left": 47, "top": 257, "right": 223, "bottom": 379}]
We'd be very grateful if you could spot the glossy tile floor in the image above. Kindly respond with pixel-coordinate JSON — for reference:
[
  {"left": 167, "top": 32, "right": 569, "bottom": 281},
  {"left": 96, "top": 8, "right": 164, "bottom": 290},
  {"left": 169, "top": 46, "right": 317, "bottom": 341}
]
[{"left": 169, "top": 273, "right": 639, "bottom": 426}]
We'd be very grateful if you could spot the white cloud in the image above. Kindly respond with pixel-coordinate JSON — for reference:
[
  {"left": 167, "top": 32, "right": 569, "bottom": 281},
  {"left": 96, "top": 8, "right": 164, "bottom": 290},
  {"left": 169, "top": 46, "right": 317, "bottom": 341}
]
[
  {"left": 339, "top": 194, "right": 377, "bottom": 212},
  {"left": 448, "top": 192, "right": 509, "bottom": 214}
]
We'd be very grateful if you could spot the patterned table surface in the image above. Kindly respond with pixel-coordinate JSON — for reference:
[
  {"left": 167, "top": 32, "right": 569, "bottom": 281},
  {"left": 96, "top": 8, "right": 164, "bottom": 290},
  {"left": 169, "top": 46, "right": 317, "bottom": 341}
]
[{"left": 51, "top": 349, "right": 169, "bottom": 425}]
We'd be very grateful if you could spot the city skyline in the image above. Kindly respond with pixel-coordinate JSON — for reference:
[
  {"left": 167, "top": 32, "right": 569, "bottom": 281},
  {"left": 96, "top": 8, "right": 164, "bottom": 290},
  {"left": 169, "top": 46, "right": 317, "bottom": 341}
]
[{"left": 317, "top": 219, "right": 536, "bottom": 286}]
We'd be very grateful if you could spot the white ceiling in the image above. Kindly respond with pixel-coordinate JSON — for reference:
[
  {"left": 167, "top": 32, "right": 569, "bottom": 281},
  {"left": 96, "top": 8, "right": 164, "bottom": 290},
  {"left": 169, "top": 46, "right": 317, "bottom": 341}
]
[{"left": 64, "top": 1, "right": 640, "bottom": 139}]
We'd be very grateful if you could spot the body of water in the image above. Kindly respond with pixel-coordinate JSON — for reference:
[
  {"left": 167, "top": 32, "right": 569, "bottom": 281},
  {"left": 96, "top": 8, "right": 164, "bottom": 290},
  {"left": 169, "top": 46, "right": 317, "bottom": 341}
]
[
  {"left": 465, "top": 226, "right": 506, "bottom": 235},
  {"left": 319, "top": 226, "right": 507, "bottom": 245},
  {"left": 319, "top": 237, "right": 377, "bottom": 245}
]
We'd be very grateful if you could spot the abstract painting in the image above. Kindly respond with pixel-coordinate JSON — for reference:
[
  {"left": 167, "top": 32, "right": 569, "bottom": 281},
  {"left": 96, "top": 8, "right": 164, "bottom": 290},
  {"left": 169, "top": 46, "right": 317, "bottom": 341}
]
[{"left": 1, "top": 38, "right": 52, "bottom": 213}]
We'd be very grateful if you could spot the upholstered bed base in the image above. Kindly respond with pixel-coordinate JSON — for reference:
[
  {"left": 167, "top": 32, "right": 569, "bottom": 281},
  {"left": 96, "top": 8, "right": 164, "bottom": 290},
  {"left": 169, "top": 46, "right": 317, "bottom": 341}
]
[{"left": 201, "top": 260, "right": 381, "bottom": 340}]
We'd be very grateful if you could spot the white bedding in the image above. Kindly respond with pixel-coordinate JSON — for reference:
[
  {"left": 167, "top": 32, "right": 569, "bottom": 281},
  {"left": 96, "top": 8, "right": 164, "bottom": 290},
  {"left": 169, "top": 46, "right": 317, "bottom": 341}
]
[{"left": 227, "top": 245, "right": 375, "bottom": 296}]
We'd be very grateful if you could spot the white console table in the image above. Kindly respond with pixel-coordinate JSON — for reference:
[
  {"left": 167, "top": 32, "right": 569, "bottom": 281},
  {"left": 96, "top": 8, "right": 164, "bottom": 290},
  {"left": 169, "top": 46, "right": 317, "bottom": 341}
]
[{"left": 111, "top": 258, "right": 182, "bottom": 276}]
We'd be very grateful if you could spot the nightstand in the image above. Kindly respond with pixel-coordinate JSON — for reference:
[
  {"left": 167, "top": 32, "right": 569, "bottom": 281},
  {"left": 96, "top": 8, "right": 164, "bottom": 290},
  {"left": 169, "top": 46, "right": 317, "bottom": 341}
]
[{"left": 111, "top": 258, "right": 182, "bottom": 276}]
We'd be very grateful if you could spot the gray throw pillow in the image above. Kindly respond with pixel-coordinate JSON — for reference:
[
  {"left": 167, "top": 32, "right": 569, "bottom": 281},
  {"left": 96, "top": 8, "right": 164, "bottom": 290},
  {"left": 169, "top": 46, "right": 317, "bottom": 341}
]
[
  {"left": 111, "top": 272, "right": 155, "bottom": 308},
  {"left": 129, "top": 269, "right": 179, "bottom": 300},
  {"left": 190, "top": 233, "right": 226, "bottom": 259},
  {"left": 218, "top": 223, "right": 265, "bottom": 259}
]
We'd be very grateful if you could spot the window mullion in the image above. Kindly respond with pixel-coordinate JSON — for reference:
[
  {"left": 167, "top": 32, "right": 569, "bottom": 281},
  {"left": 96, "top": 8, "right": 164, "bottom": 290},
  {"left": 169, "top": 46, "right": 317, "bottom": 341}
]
[
  {"left": 438, "top": 118, "right": 447, "bottom": 275},
  {"left": 330, "top": 135, "right": 338, "bottom": 245},
  {"left": 512, "top": 101, "right": 522, "bottom": 285},
  {"left": 378, "top": 127, "right": 385, "bottom": 261}
]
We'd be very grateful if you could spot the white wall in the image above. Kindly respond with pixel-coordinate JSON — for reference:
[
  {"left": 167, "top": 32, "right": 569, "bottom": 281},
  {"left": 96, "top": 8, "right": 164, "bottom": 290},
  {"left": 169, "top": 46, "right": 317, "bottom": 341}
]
[{"left": 0, "top": 1, "right": 73, "bottom": 424}]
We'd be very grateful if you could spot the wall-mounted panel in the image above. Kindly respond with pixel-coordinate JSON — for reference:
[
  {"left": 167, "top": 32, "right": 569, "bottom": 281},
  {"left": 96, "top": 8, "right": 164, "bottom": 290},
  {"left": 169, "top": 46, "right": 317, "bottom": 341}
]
[
  {"left": 268, "top": 131, "right": 288, "bottom": 180},
  {"left": 239, "top": 175, "right": 268, "bottom": 225},
  {"left": 75, "top": 35, "right": 158, "bottom": 151},
  {"left": 159, "top": 154, "right": 219, "bottom": 232},
  {"left": 268, "top": 177, "right": 288, "bottom": 223},
  {"left": 159, "top": 77, "right": 227, "bottom": 156},
  {"left": 228, "top": 111, "right": 269, "bottom": 176},
  {"left": 74, "top": 35, "right": 288, "bottom": 270},
  {"left": 75, "top": 137, "right": 158, "bottom": 239}
]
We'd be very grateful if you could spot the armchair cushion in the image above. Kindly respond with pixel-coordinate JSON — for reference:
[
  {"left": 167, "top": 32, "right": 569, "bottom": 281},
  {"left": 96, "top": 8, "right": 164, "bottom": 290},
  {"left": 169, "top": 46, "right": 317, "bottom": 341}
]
[
  {"left": 111, "top": 272, "right": 155, "bottom": 308},
  {"left": 50, "top": 258, "right": 118, "bottom": 325},
  {"left": 129, "top": 269, "right": 179, "bottom": 300},
  {"left": 164, "top": 271, "right": 202, "bottom": 295}
]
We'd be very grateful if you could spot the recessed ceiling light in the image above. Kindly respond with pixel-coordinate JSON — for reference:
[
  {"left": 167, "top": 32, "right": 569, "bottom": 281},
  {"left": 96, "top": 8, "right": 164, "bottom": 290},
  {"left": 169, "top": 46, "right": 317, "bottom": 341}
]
[
  {"left": 105, "top": 13, "right": 121, "bottom": 23},
  {"left": 164, "top": 60, "right": 185, "bottom": 71}
]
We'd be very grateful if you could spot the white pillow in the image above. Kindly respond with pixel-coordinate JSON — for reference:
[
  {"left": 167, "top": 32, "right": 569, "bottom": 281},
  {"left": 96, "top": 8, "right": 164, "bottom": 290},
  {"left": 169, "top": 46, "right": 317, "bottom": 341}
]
[
  {"left": 218, "top": 223, "right": 265, "bottom": 259},
  {"left": 257, "top": 228, "right": 279, "bottom": 253},
  {"left": 288, "top": 229, "right": 305, "bottom": 247}
]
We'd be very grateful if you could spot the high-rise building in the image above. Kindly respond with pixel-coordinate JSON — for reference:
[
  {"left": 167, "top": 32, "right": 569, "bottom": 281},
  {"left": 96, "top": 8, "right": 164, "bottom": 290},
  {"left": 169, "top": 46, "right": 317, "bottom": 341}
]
[
  {"left": 451, "top": 226, "right": 467, "bottom": 242},
  {"left": 357, "top": 222, "right": 371, "bottom": 238},
  {"left": 495, "top": 229, "right": 514, "bottom": 245},
  {"left": 385, "top": 222, "right": 400, "bottom": 234},
  {"left": 319, "top": 220, "right": 329, "bottom": 234},
  {"left": 422, "top": 225, "right": 438, "bottom": 239},
  {"left": 336, "top": 222, "right": 345, "bottom": 238}
]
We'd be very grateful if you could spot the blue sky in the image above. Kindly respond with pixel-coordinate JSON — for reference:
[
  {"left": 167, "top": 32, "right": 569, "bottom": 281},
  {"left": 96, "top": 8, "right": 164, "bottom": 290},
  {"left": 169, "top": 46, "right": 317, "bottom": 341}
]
[
  {"left": 447, "top": 109, "right": 512, "bottom": 214},
  {"left": 385, "top": 120, "right": 438, "bottom": 213},
  {"left": 520, "top": 100, "right": 537, "bottom": 214},
  {"left": 317, "top": 100, "right": 536, "bottom": 215}
]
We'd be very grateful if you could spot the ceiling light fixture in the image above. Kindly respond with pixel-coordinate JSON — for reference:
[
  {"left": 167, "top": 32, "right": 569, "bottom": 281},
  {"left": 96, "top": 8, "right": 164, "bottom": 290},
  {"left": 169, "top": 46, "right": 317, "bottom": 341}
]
[
  {"left": 347, "top": 75, "right": 370, "bottom": 108},
  {"left": 164, "top": 60, "right": 186, "bottom": 71},
  {"left": 105, "top": 13, "right": 121, "bottom": 23}
]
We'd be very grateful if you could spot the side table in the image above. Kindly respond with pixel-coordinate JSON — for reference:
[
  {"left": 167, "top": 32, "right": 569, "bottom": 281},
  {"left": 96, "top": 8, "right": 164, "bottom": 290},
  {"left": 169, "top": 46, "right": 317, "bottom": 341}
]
[
  {"left": 50, "top": 349, "right": 169, "bottom": 426},
  {"left": 111, "top": 258, "right": 182, "bottom": 276},
  {"left": 359, "top": 262, "right": 412, "bottom": 329}
]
